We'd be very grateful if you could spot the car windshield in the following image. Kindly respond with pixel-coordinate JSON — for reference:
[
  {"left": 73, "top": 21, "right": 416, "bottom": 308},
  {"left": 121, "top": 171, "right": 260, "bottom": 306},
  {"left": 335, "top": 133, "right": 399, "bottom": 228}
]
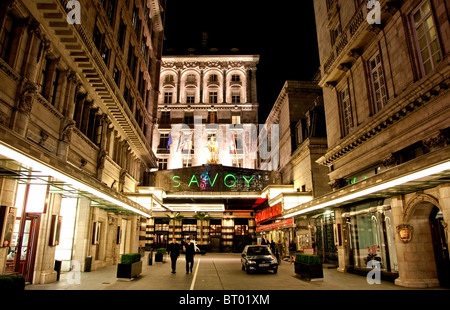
[{"left": 247, "top": 247, "right": 271, "bottom": 256}]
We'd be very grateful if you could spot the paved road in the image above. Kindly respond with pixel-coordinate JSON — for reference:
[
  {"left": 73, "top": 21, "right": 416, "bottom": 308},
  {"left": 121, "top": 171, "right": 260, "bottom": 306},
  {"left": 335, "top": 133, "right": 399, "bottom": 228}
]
[
  {"left": 22, "top": 253, "right": 448, "bottom": 308},
  {"left": 25, "top": 252, "right": 445, "bottom": 291}
]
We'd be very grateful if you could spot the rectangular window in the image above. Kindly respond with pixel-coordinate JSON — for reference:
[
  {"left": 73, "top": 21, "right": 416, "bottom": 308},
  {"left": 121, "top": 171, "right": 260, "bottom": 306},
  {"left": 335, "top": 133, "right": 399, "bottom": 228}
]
[
  {"left": 184, "top": 113, "right": 194, "bottom": 125},
  {"left": 113, "top": 64, "right": 121, "bottom": 87},
  {"left": 339, "top": 87, "right": 353, "bottom": 137},
  {"left": 158, "top": 133, "right": 169, "bottom": 153},
  {"left": 0, "top": 15, "right": 14, "bottom": 63},
  {"left": 182, "top": 158, "right": 192, "bottom": 168},
  {"left": 118, "top": 19, "right": 126, "bottom": 50},
  {"left": 158, "top": 158, "right": 167, "bottom": 170},
  {"left": 160, "top": 111, "right": 170, "bottom": 124},
  {"left": 412, "top": 0, "right": 442, "bottom": 75},
  {"left": 330, "top": 23, "right": 342, "bottom": 46},
  {"left": 232, "top": 114, "right": 241, "bottom": 124},
  {"left": 39, "top": 58, "right": 49, "bottom": 95},
  {"left": 164, "top": 92, "right": 173, "bottom": 104},
  {"left": 232, "top": 158, "right": 243, "bottom": 168},
  {"left": 369, "top": 51, "right": 387, "bottom": 114},
  {"left": 186, "top": 91, "right": 195, "bottom": 104},
  {"left": 209, "top": 91, "right": 218, "bottom": 104},
  {"left": 207, "top": 111, "right": 217, "bottom": 124},
  {"left": 231, "top": 91, "right": 240, "bottom": 104}
]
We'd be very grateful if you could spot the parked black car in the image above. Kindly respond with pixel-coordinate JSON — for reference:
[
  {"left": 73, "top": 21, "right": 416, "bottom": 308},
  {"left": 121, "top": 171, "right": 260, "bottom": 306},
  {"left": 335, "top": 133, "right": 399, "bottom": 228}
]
[{"left": 241, "top": 245, "right": 278, "bottom": 274}]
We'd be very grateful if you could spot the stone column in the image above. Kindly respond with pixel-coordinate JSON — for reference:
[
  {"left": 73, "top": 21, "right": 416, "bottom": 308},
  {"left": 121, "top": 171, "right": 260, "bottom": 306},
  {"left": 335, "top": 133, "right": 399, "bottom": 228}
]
[
  {"left": 80, "top": 100, "right": 93, "bottom": 135},
  {"left": 177, "top": 69, "right": 181, "bottom": 103},
  {"left": 222, "top": 69, "right": 227, "bottom": 103},
  {"left": 23, "top": 22, "right": 45, "bottom": 84},
  {"left": 71, "top": 197, "right": 93, "bottom": 272},
  {"left": 13, "top": 82, "right": 36, "bottom": 136},
  {"left": 42, "top": 57, "right": 59, "bottom": 100},
  {"left": 392, "top": 195, "right": 440, "bottom": 288},
  {"left": 335, "top": 209, "right": 349, "bottom": 272},
  {"left": 200, "top": 69, "right": 204, "bottom": 103},
  {"left": 54, "top": 69, "right": 68, "bottom": 112},
  {"left": 438, "top": 184, "right": 450, "bottom": 246},
  {"left": 63, "top": 72, "right": 78, "bottom": 118}
]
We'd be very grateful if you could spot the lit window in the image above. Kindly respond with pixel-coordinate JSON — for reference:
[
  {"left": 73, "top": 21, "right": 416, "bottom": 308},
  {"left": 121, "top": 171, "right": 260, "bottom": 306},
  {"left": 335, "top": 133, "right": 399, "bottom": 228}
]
[
  {"left": 231, "top": 90, "right": 241, "bottom": 104},
  {"left": 209, "top": 91, "right": 218, "bottom": 104},
  {"left": 339, "top": 87, "right": 353, "bottom": 137},
  {"left": 232, "top": 114, "right": 241, "bottom": 124},
  {"left": 412, "top": 0, "right": 442, "bottom": 75},
  {"left": 164, "top": 92, "right": 173, "bottom": 104},
  {"left": 231, "top": 74, "right": 240, "bottom": 82},
  {"left": 369, "top": 51, "right": 387, "bottom": 114},
  {"left": 186, "top": 91, "right": 195, "bottom": 104}
]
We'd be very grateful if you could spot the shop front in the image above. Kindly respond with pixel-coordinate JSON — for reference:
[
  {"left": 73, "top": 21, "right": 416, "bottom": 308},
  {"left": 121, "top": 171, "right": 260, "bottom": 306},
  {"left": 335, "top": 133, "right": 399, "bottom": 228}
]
[{"left": 342, "top": 199, "right": 398, "bottom": 279}]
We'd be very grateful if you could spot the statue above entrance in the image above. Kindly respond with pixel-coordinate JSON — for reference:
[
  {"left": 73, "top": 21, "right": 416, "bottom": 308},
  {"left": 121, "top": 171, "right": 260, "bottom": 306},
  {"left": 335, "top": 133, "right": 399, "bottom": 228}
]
[{"left": 205, "top": 135, "right": 219, "bottom": 164}]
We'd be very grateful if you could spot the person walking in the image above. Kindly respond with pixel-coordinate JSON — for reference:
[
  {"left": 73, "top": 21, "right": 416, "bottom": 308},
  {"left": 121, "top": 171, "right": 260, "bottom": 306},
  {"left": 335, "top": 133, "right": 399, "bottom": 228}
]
[
  {"left": 168, "top": 238, "right": 180, "bottom": 273},
  {"left": 184, "top": 237, "right": 196, "bottom": 274},
  {"left": 289, "top": 240, "right": 297, "bottom": 263}
]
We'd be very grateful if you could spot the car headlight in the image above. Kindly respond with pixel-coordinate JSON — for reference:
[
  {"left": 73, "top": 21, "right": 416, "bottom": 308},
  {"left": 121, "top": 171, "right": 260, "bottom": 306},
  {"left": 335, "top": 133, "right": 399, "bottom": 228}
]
[{"left": 247, "top": 260, "right": 257, "bottom": 265}]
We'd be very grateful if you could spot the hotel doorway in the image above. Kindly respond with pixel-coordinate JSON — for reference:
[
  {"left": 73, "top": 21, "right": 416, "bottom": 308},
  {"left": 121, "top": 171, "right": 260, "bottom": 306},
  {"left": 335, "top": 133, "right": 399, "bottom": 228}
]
[
  {"left": 430, "top": 206, "right": 450, "bottom": 287},
  {"left": 6, "top": 214, "right": 40, "bottom": 283}
]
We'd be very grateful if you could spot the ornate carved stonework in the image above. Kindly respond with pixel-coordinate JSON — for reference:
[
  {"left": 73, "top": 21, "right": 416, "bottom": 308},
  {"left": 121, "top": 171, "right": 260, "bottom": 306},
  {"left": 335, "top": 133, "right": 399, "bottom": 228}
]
[
  {"left": 18, "top": 83, "right": 37, "bottom": 115},
  {"left": 97, "top": 149, "right": 107, "bottom": 169},
  {"left": 382, "top": 153, "right": 399, "bottom": 168},
  {"left": 403, "top": 193, "right": 441, "bottom": 223},
  {"left": 330, "top": 178, "right": 346, "bottom": 191},
  {"left": 61, "top": 118, "right": 76, "bottom": 143},
  {"left": 423, "top": 130, "right": 450, "bottom": 152}
]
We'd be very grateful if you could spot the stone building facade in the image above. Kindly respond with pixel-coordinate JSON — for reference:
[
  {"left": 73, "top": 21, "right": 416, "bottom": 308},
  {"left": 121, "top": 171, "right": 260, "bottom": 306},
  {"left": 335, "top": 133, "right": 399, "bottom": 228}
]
[
  {"left": 154, "top": 55, "right": 259, "bottom": 170},
  {"left": 283, "top": 0, "right": 450, "bottom": 288},
  {"left": 0, "top": 0, "right": 164, "bottom": 284},
  {"left": 257, "top": 80, "right": 329, "bottom": 258},
  {"left": 144, "top": 55, "right": 261, "bottom": 253}
]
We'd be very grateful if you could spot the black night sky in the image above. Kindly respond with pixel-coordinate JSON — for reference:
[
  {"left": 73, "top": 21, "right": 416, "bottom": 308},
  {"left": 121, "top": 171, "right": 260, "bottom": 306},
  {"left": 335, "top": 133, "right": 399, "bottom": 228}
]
[{"left": 162, "top": 0, "right": 320, "bottom": 122}]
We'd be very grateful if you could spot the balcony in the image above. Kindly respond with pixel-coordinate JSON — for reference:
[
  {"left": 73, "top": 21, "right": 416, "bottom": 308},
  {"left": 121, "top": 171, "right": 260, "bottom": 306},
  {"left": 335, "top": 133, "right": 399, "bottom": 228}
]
[{"left": 320, "top": 0, "right": 402, "bottom": 87}]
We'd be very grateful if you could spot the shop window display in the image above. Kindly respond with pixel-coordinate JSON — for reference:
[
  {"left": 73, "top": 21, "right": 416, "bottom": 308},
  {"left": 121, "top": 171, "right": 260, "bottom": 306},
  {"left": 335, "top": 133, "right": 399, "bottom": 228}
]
[
  {"left": 344, "top": 200, "right": 398, "bottom": 273},
  {"left": 314, "top": 212, "right": 338, "bottom": 264}
]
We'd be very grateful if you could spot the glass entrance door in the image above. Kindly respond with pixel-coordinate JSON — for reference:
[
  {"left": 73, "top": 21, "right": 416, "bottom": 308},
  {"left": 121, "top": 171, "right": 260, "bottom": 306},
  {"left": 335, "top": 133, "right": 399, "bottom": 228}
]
[{"left": 6, "top": 214, "right": 39, "bottom": 283}]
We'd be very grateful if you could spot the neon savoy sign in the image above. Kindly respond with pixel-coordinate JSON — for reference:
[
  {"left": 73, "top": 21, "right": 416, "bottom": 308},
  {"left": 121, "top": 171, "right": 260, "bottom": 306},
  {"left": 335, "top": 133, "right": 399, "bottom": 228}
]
[{"left": 171, "top": 172, "right": 255, "bottom": 189}]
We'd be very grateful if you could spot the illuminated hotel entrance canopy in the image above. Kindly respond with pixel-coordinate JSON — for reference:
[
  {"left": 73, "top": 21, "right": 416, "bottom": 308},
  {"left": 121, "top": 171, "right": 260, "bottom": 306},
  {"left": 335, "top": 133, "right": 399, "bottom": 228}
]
[
  {"left": 0, "top": 141, "right": 153, "bottom": 218},
  {"left": 150, "top": 165, "right": 274, "bottom": 193}
]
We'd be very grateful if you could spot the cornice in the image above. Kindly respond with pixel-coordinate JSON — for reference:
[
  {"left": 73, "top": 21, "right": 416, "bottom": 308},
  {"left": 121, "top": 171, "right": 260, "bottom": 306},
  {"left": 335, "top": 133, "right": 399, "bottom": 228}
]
[{"left": 317, "top": 71, "right": 450, "bottom": 167}]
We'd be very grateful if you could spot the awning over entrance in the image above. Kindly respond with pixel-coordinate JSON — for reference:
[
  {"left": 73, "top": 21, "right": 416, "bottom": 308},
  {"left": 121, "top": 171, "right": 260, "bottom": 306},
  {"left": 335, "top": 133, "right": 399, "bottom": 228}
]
[
  {"left": 284, "top": 158, "right": 450, "bottom": 218},
  {"left": 0, "top": 142, "right": 152, "bottom": 218}
]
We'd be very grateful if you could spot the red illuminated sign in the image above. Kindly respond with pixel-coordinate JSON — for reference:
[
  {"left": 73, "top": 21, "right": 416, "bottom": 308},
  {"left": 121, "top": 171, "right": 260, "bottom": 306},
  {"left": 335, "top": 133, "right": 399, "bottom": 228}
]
[
  {"left": 256, "top": 218, "right": 294, "bottom": 232},
  {"left": 255, "top": 204, "right": 282, "bottom": 224}
]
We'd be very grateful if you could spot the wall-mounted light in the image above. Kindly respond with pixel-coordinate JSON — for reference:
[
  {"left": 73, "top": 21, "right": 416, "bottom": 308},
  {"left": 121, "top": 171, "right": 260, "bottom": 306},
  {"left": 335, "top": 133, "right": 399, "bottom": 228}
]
[{"left": 397, "top": 224, "right": 414, "bottom": 243}]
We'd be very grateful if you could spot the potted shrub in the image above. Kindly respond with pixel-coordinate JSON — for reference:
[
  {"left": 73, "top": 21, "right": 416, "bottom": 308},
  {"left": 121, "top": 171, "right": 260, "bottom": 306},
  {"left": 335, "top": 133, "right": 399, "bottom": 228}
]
[
  {"left": 155, "top": 248, "right": 166, "bottom": 262},
  {"left": 0, "top": 274, "right": 25, "bottom": 290},
  {"left": 294, "top": 253, "right": 323, "bottom": 281},
  {"left": 117, "top": 253, "right": 142, "bottom": 279}
]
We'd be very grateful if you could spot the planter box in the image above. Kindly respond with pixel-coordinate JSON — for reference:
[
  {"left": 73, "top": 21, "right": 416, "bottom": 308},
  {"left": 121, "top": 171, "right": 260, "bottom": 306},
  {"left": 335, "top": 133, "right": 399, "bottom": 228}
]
[
  {"left": 294, "top": 261, "right": 323, "bottom": 281},
  {"left": 117, "top": 261, "right": 142, "bottom": 279},
  {"left": 0, "top": 274, "right": 25, "bottom": 290},
  {"left": 155, "top": 253, "right": 164, "bottom": 262}
]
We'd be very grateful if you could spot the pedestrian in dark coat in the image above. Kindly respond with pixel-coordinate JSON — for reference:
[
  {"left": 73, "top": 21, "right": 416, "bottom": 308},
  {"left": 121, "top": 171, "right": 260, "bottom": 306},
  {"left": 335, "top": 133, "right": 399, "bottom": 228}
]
[
  {"left": 168, "top": 239, "right": 180, "bottom": 273},
  {"left": 184, "top": 238, "right": 196, "bottom": 273}
]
